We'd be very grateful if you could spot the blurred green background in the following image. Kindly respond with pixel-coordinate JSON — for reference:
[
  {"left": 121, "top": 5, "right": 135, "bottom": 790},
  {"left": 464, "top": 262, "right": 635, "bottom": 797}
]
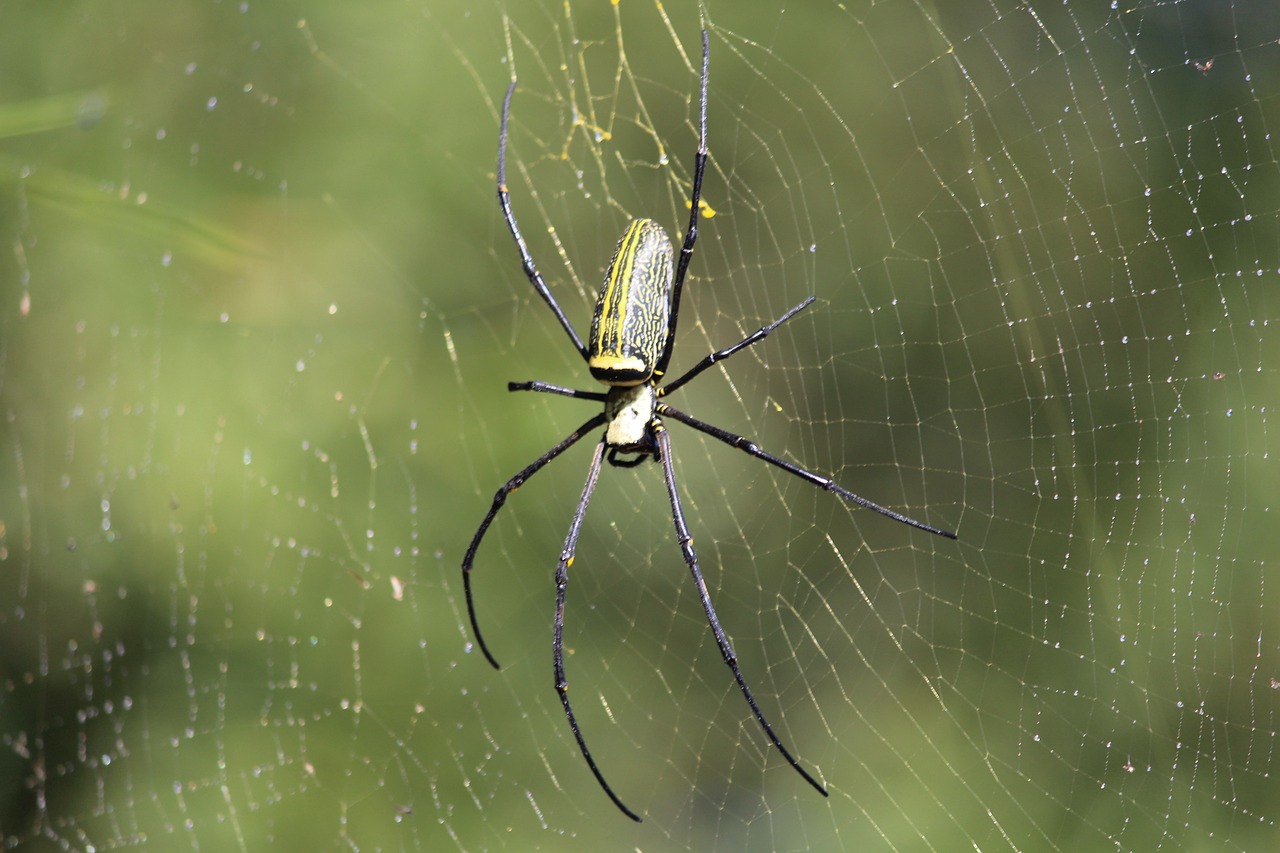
[{"left": 2, "top": 0, "right": 1278, "bottom": 849}]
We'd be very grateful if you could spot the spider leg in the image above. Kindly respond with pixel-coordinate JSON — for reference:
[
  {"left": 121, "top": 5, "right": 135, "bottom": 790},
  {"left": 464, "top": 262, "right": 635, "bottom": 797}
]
[
  {"left": 655, "top": 30, "right": 711, "bottom": 378},
  {"left": 554, "top": 439, "right": 643, "bottom": 822},
  {"left": 658, "top": 403, "right": 957, "bottom": 539},
  {"left": 463, "top": 412, "right": 608, "bottom": 669},
  {"left": 498, "top": 80, "right": 589, "bottom": 360},
  {"left": 653, "top": 425, "right": 829, "bottom": 799},
  {"left": 508, "top": 380, "right": 608, "bottom": 402},
  {"left": 661, "top": 297, "right": 815, "bottom": 397}
]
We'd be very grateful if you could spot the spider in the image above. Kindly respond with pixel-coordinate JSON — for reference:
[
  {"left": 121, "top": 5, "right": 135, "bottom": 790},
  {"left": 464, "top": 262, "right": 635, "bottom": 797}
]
[{"left": 463, "top": 30, "right": 957, "bottom": 822}]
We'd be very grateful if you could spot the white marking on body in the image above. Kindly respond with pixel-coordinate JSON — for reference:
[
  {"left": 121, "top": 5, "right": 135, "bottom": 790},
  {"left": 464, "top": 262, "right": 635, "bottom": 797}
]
[{"left": 605, "top": 384, "right": 656, "bottom": 447}]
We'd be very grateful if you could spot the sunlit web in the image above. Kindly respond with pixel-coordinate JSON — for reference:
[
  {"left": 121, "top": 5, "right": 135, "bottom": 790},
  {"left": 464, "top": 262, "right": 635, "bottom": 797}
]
[{"left": 1, "top": 0, "right": 1278, "bottom": 849}]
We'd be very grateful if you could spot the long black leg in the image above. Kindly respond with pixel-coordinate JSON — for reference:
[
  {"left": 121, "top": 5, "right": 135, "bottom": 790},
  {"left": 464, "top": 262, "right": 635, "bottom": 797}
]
[
  {"left": 553, "top": 439, "right": 643, "bottom": 822},
  {"left": 508, "top": 380, "right": 608, "bottom": 402},
  {"left": 655, "top": 30, "right": 711, "bottom": 378},
  {"left": 661, "top": 297, "right": 815, "bottom": 397},
  {"left": 498, "top": 80, "right": 589, "bottom": 360},
  {"left": 654, "top": 425, "right": 829, "bottom": 799},
  {"left": 463, "top": 413, "right": 608, "bottom": 669},
  {"left": 658, "top": 404, "right": 957, "bottom": 539}
]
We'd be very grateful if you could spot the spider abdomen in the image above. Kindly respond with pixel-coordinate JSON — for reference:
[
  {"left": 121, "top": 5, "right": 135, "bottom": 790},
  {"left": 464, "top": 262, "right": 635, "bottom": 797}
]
[{"left": 588, "top": 218, "right": 673, "bottom": 387}]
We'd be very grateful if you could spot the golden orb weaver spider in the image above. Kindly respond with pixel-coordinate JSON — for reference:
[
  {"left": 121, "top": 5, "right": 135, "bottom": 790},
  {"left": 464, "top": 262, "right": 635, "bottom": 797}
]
[{"left": 463, "top": 30, "right": 957, "bottom": 822}]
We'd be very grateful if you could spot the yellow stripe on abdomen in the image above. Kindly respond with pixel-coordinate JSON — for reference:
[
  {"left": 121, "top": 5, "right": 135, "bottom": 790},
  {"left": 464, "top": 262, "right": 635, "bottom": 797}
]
[{"left": 588, "top": 219, "right": 674, "bottom": 386}]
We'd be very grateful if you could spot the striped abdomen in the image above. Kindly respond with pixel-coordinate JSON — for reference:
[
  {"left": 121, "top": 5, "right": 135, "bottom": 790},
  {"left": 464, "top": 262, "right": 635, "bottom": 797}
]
[{"left": 588, "top": 219, "right": 674, "bottom": 386}]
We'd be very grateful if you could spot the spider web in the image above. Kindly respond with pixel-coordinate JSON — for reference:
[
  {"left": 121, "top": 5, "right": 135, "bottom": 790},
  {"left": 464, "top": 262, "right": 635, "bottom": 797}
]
[{"left": 2, "top": 0, "right": 1277, "bottom": 849}]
